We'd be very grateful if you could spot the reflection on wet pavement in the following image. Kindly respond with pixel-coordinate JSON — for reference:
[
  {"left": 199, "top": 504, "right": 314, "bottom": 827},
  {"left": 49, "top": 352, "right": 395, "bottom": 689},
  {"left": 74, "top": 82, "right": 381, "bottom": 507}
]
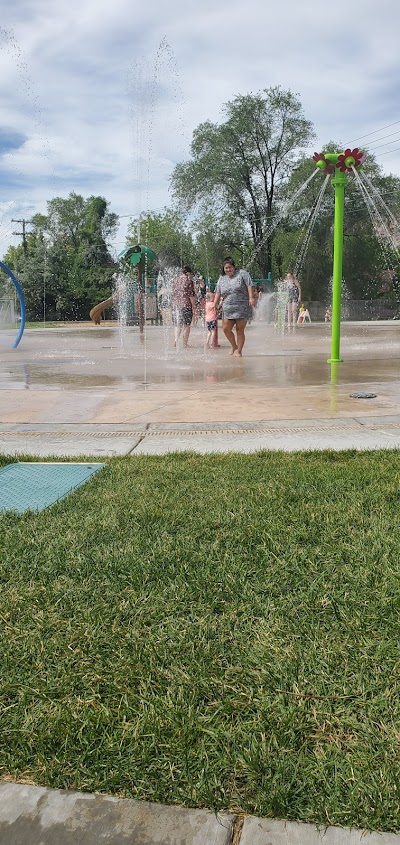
[
  {"left": 1, "top": 322, "right": 400, "bottom": 426},
  {"left": 1, "top": 322, "right": 400, "bottom": 391}
]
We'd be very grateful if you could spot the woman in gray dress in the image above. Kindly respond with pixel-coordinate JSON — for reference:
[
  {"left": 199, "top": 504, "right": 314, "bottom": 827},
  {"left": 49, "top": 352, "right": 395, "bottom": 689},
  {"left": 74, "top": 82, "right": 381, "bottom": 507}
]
[{"left": 213, "top": 257, "right": 255, "bottom": 356}]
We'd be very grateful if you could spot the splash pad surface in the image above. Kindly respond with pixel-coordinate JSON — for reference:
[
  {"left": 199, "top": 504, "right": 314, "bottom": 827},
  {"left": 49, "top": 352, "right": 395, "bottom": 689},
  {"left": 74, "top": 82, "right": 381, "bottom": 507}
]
[{"left": 1, "top": 321, "right": 400, "bottom": 426}]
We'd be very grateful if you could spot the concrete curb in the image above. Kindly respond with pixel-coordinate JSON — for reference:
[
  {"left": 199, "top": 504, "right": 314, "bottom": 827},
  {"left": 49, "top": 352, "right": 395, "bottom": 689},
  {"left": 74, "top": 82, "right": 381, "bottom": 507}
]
[
  {"left": 0, "top": 784, "right": 234, "bottom": 844},
  {"left": 0, "top": 784, "right": 399, "bottom": 845},
  {"left": 241, "top": 817, "right": 400, "bottom": 844}
]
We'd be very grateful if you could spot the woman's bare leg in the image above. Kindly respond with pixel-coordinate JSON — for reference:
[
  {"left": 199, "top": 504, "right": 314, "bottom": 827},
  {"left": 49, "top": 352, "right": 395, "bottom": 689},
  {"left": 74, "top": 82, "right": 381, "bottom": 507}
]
[
  {"left": 287, "top": 302, "right": 294, "bottom": 329},
  {"left": 235, "top": 319, "right": 247, "bottom": 355},
  {"left": 222, "top": 319, "right": 237, "bottom": 354},
  {"left": 182, "top": 325, "right": 191, "bottom": 347}
]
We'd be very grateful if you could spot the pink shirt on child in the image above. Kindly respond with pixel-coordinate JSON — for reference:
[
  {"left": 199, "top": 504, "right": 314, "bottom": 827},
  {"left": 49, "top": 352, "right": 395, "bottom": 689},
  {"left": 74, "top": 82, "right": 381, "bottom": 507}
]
[{"left": 205, "top": 300, "right": 217, "bottom": 321}]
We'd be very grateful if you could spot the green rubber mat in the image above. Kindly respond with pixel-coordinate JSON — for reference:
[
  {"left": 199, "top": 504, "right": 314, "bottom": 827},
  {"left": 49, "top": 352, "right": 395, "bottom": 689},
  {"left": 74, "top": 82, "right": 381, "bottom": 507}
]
[{"left": 0, "top": 462, "right": 105, "bottom": 514}]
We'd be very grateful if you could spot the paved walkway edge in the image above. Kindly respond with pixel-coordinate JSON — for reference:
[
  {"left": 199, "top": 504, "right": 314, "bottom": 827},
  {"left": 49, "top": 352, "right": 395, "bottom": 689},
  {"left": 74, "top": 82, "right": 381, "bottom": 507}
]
[
  {"left": 2, "top": 416, "right": 400, "bottom": 456},
  {"left": 0, "top": 784, "right": 399, "bottom": 845},
  {"left": 241, "top": 816, "right": 400, "bottom": 844},
  {"left": 0, "top": 783, "right": 234, "bottom": 844}
]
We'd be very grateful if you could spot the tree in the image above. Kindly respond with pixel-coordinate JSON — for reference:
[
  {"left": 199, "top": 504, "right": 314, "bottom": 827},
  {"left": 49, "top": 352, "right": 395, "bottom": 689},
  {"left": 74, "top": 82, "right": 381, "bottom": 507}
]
[
  {"left": 190, "top": 210, "right": 252, "bottom": 285},
  {"left": 126, "top": 208, "right": 253, "bottom": 285},
  {"left": 3, "top": 193, "right": 118, "bottom": 320},
  {"left": 171, "top": 87, "right": 315, "bottom": 277},
  {"left": 126, "top": 209, "right": 195, "bottom": 271}
]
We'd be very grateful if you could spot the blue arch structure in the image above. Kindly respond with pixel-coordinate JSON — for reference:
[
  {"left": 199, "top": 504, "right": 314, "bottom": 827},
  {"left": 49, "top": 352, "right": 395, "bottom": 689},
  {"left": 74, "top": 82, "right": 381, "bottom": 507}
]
[{"left": 0, "top": 260, "right": 26, "bottom": 348}]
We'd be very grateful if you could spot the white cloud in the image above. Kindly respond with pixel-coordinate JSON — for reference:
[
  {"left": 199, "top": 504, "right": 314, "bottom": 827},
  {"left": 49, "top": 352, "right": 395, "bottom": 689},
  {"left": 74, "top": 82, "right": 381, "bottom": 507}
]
[{"left": 1, "top": 0, "right": 400, "bottom": 259}]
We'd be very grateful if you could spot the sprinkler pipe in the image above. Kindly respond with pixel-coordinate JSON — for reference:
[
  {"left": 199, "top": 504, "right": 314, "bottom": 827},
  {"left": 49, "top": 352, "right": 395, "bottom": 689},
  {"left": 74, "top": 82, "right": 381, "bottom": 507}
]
[
  {"left": 312, "top": 148, "right": 364, "bottom": 364},
  {"left": 328, "top": 157, "right": 346, "bottom": 363}
]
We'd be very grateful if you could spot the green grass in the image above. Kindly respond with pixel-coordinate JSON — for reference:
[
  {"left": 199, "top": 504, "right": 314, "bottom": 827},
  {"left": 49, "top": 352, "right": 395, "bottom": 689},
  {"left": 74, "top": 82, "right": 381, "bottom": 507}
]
[
  {"left": 24, "top": 322, "right": 67, "bottom": 328},
  {"left": 1, "top": 450, "right": 400, "bottom": 831}
]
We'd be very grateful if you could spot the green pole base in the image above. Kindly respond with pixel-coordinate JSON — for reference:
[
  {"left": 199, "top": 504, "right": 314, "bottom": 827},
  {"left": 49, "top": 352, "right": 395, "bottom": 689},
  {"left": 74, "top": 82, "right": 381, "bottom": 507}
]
[{"left": 327, "top": 358, "right": 343, "bottom": 364}]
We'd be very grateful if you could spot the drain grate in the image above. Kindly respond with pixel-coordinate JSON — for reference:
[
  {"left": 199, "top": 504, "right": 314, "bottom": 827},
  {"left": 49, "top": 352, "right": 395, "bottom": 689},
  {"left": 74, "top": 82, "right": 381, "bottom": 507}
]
[
  {"left": 1, "top": 422, "right": 400, "bottom": 440},
  {"left": 0, "top": 462, "right": 105, "bottom": 513},
  {"left": 0, "top": 430, "right": 147, "bottom": 439},
  {"left": 0, "top": 423, "right": 382, "bottom": 440}
]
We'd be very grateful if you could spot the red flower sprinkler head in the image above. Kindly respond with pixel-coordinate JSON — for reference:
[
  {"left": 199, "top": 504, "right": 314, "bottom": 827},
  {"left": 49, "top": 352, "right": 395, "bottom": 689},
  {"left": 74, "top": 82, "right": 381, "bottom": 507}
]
[
  {"left": 312, "top": 152, "right": 335, "bottom": 174},
  {"left": 336, "top": 147, "right": 365, "bottom": 172}
]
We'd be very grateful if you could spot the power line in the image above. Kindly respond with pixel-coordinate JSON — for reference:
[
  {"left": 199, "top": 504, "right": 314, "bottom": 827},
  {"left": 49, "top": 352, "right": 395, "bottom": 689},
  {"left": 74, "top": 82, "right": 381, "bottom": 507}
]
[
  {"left": 117, "top": 207, "right": 168, "bottom": 219},
  {"left": 365, "top": 130, "right": 400, "bottom": 148},
  {"left": 365, "top": 136, "right": 400, "bottom": 152},
  {"left": 376, "top": 147, "right": 400, "bottom": 158},
  {"left": 349, "top": 120, "right": 400, "bottom": 144}
]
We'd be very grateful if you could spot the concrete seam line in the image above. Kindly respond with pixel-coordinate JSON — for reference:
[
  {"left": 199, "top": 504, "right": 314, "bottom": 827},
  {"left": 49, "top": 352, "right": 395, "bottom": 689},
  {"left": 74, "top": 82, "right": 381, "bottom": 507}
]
[
  {"left": 126, "top": 423, "right": 151, "bottom": 454},
  {"left": 231, "top": 814, "right": 244, "bottom": 844}
]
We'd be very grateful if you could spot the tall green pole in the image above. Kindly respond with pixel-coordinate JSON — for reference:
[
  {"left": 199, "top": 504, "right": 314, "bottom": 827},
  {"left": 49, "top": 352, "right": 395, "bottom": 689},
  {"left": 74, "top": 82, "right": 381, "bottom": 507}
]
[
  {"left": 313, "top": 148, "right": 364, "bottom": 363},
  {"left": 328, "top": 168, "right": 347, "bottom": 363}
]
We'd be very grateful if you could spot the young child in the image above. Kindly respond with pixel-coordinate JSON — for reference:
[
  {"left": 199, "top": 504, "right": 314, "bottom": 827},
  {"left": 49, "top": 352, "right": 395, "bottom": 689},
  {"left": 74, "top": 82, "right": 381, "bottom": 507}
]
[
  {"left": 205, "top": 291, "right": 217, "bottom": 348},
  {"left": 297, "top": 303, "right": 311, "bottom": 324}
]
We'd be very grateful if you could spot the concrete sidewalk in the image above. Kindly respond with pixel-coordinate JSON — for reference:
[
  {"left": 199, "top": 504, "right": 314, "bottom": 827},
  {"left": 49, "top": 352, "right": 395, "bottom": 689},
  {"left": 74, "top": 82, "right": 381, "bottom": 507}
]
[
  {"left": 0, "top": 783, "right": 399, "bottom": 845},
  {"left": 1, "top": 415, "right": 400, "bottom": 457}
]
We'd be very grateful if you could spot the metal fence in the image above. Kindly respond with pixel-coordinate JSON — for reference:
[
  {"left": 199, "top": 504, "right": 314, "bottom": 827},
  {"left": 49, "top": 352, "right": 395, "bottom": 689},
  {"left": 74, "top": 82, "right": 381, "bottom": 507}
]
[
  {"left": 306, "top": 298, "right": 396, "bottom": 321},
  {"left": 0, "top": 297, "right": 15, "bottom": 326},
  {"left": 126, "top": 286, "right": 397, "bottom": 325},
  {"left": 127, "top": 294, "right": 160, "bottom": 325}
]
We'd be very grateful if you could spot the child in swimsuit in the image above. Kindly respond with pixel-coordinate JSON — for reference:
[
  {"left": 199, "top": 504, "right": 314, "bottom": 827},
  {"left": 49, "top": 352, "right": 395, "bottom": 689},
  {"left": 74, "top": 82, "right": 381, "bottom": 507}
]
[{"left": 205, "top": 291, "right": 217, "bottom": 348}]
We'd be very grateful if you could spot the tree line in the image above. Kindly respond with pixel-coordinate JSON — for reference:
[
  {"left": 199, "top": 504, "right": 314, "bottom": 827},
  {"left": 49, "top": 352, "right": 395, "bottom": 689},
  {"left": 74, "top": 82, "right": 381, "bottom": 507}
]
[{"left": 3, "top": 86, "right": 400, "bottom": 321}]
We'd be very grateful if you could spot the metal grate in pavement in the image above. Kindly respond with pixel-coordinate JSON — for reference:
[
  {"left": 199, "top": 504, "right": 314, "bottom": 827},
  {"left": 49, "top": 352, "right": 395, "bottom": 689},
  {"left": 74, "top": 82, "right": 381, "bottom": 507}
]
[
  {"left": 0, "top": 430, "right": 146, "bottom": 438},
  {"left": 1, "top": 423, "right": 400, "bottom": 439}
]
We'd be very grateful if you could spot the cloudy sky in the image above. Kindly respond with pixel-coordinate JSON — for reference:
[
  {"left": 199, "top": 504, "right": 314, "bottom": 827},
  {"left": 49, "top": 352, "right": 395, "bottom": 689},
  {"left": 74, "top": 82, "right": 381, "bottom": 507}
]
[{"left": 1, "top": 0, "right": 399, "bottom": 258}]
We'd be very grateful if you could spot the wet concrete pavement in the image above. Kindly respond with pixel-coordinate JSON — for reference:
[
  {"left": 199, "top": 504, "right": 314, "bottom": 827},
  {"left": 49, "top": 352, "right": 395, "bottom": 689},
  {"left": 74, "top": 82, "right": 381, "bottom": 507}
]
[{"left": 1, "top": 322, "right": 400, "bottom": 454}]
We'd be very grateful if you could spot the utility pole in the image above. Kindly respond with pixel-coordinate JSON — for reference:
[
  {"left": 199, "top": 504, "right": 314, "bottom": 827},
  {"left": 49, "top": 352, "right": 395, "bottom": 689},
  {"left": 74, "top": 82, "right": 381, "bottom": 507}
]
[{"left": 11, "top": 218, "right": 33, "bottom": 256}]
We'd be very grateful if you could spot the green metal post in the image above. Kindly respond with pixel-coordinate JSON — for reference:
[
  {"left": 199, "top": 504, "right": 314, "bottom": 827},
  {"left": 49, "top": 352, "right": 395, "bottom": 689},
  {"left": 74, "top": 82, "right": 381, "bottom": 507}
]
[
  {"left": 313, "top": 148, "right": 364, "bottom": 364},
  {"left": 328, "top": 169, "right": 347, "bottom": 363}
]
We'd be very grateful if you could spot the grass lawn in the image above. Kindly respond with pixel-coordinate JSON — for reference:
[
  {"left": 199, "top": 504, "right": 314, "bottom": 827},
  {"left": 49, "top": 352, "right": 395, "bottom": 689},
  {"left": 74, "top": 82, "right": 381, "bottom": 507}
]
[
  {"left": 0, "top": 450, "right": 400, "bottom": 832},
  {"left": 24, "top": 322, "right": 66, "bottom": 328}
]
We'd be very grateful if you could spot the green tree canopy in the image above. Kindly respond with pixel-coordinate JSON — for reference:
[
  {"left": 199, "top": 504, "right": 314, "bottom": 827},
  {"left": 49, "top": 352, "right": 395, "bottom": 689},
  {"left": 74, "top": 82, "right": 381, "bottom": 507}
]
[
  {"left": 190, "top": 210, "right": 253, "bottom": 284},
  {"left": 171, "top": 87, "right": 315, "bottom": 277},
  {"left": 126, "top": 209, "right": 196, "bottom": 272},
  {"left": 3, "top": 193, "right": 118, "bottom": 321}
]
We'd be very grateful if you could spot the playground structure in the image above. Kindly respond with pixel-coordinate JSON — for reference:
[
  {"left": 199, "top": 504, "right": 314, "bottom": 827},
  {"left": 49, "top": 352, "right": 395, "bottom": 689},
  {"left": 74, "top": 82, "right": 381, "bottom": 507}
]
[
  {"left": 89, "top": 296, "right": 114, "bottom": 325},
  {"left": 89, "top": 244, "right": 158, "bottom": 330},
  {"left": 0, "top": 260, "right": 26, "bottom": 349}
]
